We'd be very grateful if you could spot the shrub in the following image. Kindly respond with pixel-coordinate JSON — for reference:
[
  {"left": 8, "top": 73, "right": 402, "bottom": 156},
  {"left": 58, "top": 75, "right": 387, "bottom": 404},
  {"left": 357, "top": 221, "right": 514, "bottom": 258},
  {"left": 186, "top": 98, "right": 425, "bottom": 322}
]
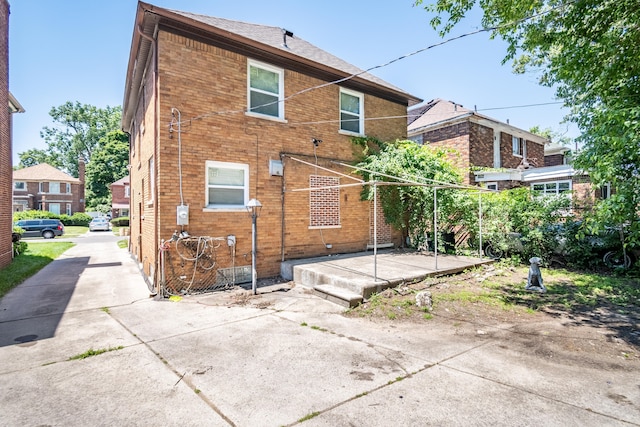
[
  {"left": 13, "top": 210, "right": 58, "bottom": 221},
  {"left": 111, "top": 216, "right": 129, "bottom": 227},
  {"left": 69, "top": 212, "right": 92, "bottom": 226}
]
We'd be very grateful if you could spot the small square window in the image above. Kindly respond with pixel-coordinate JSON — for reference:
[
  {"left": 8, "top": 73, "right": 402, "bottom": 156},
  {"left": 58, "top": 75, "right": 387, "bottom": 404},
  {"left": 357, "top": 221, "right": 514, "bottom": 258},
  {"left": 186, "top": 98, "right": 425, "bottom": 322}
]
[
  {"left": 205, "top": 161, "right": 249, "bottom": 209},
  {"left": 14, "top": 181, "right": 26, "bottom": 191}
]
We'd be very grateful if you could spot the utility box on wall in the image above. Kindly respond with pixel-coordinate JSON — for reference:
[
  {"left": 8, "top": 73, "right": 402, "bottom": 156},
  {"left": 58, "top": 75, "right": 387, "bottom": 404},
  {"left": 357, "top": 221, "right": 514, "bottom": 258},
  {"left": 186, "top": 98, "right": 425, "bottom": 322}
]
[
  {"left": 269, "top": 159, "right": 283, "bottom": 176},
  {"left": 176, "top": 205, "right": 189, "bottom": 225}
]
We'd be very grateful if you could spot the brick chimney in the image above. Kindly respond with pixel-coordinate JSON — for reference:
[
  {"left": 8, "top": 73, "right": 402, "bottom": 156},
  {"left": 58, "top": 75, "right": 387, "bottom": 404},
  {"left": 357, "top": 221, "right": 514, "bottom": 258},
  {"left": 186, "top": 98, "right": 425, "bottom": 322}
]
[{"left": 78, "top": 157, "right": 86, "bottom": 212}]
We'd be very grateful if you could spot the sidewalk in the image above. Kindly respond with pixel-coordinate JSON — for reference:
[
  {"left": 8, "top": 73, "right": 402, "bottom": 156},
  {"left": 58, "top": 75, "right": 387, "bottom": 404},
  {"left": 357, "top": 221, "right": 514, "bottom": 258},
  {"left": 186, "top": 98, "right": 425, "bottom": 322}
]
[{"left": 0, "top": 233, "right": 638, "bottom": 426}]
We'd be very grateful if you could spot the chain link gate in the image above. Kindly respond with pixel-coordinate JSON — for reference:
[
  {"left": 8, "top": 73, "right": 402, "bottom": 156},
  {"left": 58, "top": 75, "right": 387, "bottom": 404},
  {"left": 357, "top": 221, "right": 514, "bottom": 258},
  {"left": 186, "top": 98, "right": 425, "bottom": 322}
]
[{"left": 159, "top": 232, "right": 251, "bottom": 296}]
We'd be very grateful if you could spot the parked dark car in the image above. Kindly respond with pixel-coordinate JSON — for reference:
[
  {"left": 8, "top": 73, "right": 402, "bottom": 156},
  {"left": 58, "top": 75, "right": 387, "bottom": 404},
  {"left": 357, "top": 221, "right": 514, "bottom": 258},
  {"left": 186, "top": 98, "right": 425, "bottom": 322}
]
[{"left": 14, "top": 219, "right": 65, "bottom": 239}]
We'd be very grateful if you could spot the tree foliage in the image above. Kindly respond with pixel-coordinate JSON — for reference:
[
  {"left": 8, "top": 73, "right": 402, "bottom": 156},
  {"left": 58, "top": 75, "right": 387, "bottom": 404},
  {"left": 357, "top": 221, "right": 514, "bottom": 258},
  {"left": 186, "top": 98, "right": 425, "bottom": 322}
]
[
  {"left": 16, "top": 148, "right": 62, "bottom": 170},
  {"left": 39, "top": 101, "right": 122, "bottom": 177},
  {"left": 415, "top": 0, "right": 640, "bottom": 254},
  {"left": 84, "top": 130, "right": 130, "bottom": 209},
  {"left": 353, "top": 138, "right": 465, "bottom": 248}
]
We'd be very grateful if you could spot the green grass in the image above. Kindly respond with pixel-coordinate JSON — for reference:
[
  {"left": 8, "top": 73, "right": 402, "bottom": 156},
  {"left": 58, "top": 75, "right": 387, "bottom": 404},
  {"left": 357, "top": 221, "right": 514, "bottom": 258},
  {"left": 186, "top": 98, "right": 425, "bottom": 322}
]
[
  {"left": 0, "top": 242, "right": 74, "bottom": 299},
  {"left": 68, "top": 346, "right": 124, "bottom": 360},
  {"left": 62, "top": 226, "right": 88, "bottom": 238}
]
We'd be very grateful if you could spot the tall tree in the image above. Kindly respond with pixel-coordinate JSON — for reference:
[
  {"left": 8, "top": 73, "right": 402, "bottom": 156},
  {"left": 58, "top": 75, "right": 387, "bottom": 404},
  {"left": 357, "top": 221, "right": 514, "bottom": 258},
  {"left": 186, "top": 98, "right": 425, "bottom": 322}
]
[
  {"left": 417, "top": 0, "right": 640, "bottom": 252},
  {"left": 16, "top": 148, "right": 62, "bottom": 170},
  {"left": 40, "top": 101, "right": 122, "bottom": 177},
  {"left": 84, "top": 130, "right": 130, "bottom": 209}
]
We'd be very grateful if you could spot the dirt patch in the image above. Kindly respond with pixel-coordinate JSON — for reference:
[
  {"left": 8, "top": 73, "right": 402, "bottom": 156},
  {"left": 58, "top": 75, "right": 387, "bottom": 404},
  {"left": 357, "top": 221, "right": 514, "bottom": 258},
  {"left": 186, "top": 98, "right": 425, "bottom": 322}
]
[{"left": 345, "top": 265, "right": 640, "bottom": 368}]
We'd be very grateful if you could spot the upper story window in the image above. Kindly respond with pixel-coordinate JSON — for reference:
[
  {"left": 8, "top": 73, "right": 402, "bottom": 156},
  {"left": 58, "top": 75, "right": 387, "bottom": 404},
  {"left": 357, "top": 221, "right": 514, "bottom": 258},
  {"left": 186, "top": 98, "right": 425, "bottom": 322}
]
[
  {"left": 205, "top": 161, "right": 249, "bottom": 210},
  {"left": 14, "top": 181, "right": 26, "bottom": 191},
  {"left": 66, "top": 183, "right": 71, "bottom": 194},
  {"left": 39, "top": 182, "right": 44, "bottom": 193},
  {"left": 247, "top": 60, "right": 284, "bottom": 119},
  {"left": 49, "top": 182, "right": 61, "bottom": 194},
  {"left": 340, "top": 88, "right": 364, "bottom": 135},
  {"left": 124, "top": 186, "right": 130, "bottom": 198},
  {"left": 512, "top": 136, "right": 524, "bottom": 157}
]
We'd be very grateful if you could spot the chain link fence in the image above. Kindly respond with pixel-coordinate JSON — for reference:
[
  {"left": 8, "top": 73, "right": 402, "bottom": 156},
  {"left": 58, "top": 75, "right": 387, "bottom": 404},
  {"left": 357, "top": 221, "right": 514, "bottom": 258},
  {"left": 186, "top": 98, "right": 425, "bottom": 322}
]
[{"left": 159, "top": 233, "right": 251, "bottom": 296}]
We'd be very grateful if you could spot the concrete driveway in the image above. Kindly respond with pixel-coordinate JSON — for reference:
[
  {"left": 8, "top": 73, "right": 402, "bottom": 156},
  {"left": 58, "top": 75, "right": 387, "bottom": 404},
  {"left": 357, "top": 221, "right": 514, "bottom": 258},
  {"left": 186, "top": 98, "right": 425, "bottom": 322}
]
[{"left": 0, "top": 232, "right": 638, "bottom": 426}]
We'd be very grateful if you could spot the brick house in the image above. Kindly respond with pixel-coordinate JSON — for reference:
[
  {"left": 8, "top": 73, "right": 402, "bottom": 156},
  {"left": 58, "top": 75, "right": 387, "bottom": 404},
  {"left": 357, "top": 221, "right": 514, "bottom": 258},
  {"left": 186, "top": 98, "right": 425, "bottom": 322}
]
[
  {"left": 408, "top": 98, "right": 596, "bottom": 211},
  {"left": 122, "top": 2, "right": 421, "bottom": 288},
  {"left": 12, "top": 162, "right": 85, "bottom": 214},
  {"left": 408, "top": 98, "right": 548, "bottom": 188},
  {"left": 1, "top": 0, "right": 25, "bottom": 268},
  {"left": 110, "top": 175, "right": 130, "bottom": 218}
]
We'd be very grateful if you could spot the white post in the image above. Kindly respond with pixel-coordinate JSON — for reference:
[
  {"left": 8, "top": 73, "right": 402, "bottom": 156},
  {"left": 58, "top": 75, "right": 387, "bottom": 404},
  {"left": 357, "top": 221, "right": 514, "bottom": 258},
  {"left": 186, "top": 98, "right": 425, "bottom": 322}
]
[
  {"left": 433, "top": 187, "right": 438, "bottom": 271},
  {"left": 373, "top": 181, "right": 378, "bottom": 282}
]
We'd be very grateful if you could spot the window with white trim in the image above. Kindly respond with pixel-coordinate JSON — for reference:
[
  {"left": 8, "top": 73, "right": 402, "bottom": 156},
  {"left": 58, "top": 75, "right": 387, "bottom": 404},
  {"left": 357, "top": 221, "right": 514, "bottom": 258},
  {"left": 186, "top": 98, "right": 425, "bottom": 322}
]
[
  {"left": 205, "top": 161, "right": 249, "bottom": 209},
  {"left": 340, "top": 88, "right": 364, "bottom": 134},
  {"left": 486, "top": 182, "right": 498, "bottom": 191},
  {"left": 66, "top": 203, "right": 72, "bottom": 215},
  {"left": 124, "top": 186, "right": 130, "bottom": 198},
  {"left": 39, "top": 182, "right": 44, "bottom": 193},
  {"left": 512, "top": 136, "right": 524, "bottom": 156},
  {"left": 49, "top": 203, "right": 60, "bottom": 215},
  {"left": 531, "top": 180, "right": 571, "bottom": 196},
  {"left": 247, "top": 60, "right": 284, "bottom": 119},
  {"left": 600, "top": 183, "right": 611, "bottom": 199},
  {"left": 66, "top": 183, "right": 71, "bottom": 193},
  {"left": 13, "top": 181, "right": 26, "bottom": 191},
  {"left": 49, "top": 182, "right": 60, "bottom": 194}
]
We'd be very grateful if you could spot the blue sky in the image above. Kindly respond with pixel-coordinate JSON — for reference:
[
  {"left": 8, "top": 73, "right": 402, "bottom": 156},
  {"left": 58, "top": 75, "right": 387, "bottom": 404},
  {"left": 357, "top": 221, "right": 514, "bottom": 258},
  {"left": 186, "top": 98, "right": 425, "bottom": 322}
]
[{"left": 8, "top": 0, "right": 577, "bottom": 164}]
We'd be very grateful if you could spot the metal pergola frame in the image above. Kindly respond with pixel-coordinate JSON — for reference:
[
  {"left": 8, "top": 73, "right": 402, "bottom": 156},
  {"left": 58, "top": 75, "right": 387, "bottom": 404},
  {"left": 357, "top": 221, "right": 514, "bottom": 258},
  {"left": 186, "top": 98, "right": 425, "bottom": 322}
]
[{"left": 284, "top": 155, "right": 493, "bottom": 282}]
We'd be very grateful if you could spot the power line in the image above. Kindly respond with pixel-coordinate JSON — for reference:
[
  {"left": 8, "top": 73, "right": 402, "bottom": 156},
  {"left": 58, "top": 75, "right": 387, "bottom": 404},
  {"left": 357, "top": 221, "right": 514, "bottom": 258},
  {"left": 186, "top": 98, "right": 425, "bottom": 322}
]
[{"left": 174, "top": 2, "right": 574, "bottom": 126}]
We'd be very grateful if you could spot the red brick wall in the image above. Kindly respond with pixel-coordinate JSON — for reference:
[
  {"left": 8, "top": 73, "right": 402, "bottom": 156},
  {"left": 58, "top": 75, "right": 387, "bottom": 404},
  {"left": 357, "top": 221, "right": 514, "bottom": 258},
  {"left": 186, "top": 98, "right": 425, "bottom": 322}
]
[
  {"left": 0, "top": 0, "right": 11, "bottom": 268},
  {"left": 128, "top": 31, "right": 408, "bottom": 280},
  {"left": 500, "top": 132, "right": 545, "bottom": 169},
  {"left": 422, "top": 122, "right": 470, "bottom": 182},
  {"left": 544, "top": 154, "right": 564, "bottom": 167},
  {"left": 111, "top": 183, "right": 129, "bottom": 205}
]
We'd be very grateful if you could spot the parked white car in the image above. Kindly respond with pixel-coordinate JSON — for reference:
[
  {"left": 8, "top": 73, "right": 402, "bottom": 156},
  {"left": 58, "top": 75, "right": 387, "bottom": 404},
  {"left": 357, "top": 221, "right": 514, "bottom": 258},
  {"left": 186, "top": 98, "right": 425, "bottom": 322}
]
[{"left": 89, "top": 217, "right": 111, "bottom": 232}]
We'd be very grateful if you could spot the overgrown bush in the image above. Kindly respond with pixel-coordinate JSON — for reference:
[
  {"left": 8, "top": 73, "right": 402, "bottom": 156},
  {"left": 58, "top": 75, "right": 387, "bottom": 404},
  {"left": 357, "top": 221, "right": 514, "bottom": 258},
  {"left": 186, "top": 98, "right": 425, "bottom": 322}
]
[
  {"left": 67, "top": 212, "right": 92, "bottom": 226},
  {"left": 111, "top": 216, "right": 129, "bottom": 227},
  {"left": 13, "top": 210, "right": 92, "bottom": 226},
  {"left": 13, "top": 210, "right": 58, "bottom": 221}
]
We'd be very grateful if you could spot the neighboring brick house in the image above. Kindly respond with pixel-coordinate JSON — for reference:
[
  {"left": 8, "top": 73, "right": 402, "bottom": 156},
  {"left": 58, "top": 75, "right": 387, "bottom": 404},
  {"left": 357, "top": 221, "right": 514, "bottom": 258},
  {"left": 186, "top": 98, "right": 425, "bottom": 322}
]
[
  {"left": 408, "top": 98, "right": 597, "bottom": 212},
  {"left": 12, "top": 162, "right": 85, "bottom": 214},
  {"left": 110, "top": 175, "right": 130, "bottom": 218},
  {"left": 408, "top": 98, "right": 548, "bottom": 188},
  {"left": 121, "top": 2, "right": 421, "bottom": 287}
]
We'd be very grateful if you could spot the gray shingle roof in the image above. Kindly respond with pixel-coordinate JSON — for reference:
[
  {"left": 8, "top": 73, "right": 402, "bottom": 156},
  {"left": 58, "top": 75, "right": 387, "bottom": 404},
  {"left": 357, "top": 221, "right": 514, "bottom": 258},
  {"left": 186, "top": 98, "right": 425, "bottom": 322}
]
[
  {"left": 168, "top": 9, "right": 417, "bottom": 99},
  {"left": 13, "top": 163, "right": 80, "bottom": 183}
]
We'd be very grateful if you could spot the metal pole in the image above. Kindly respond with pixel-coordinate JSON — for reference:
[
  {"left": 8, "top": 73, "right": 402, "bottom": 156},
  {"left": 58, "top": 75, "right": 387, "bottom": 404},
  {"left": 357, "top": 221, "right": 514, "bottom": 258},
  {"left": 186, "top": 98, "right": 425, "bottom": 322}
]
[
  {"left": 373, "top": 181, "right": 378, "bottom": 282},
  {"left": 479, "top": 192, "right": 483, "bottom": 260},
  {"left": 251, "top": 211, "right": 257, "bottom": 295},
  {"left": 433, "top": 187, "right": 438, "bottom": 271}
]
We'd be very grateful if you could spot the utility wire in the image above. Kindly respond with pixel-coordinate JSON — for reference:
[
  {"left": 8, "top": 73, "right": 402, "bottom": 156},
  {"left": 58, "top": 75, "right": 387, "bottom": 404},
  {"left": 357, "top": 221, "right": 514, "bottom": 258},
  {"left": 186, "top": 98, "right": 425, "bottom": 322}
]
[{"left": 171, "top": 1, "right": 575, "bottom": 127}]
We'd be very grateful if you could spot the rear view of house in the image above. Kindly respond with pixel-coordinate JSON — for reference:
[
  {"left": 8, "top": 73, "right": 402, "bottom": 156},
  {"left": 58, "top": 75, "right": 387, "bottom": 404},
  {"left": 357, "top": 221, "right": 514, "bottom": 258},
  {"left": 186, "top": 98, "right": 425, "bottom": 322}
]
[{"left": 122, "top": 2, "right": 421, "bottom": 292}]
